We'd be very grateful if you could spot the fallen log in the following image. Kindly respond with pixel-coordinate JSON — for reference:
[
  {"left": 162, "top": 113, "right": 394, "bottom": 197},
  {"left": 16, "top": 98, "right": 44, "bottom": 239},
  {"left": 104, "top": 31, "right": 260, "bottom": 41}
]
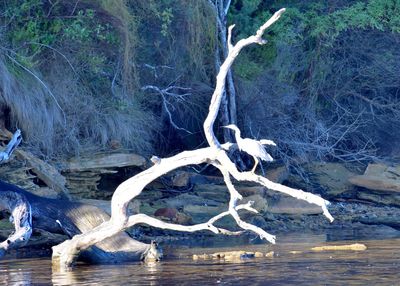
[
  {"left": 15, "top": 149, "right": 70, "bottom": 200},
  {"left": 0, "top": 180, "right": 153, "bottom": 263}
]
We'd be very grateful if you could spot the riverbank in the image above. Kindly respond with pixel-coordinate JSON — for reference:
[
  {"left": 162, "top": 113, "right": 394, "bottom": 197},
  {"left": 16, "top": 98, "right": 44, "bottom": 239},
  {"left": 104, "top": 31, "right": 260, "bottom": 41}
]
[{"left": 1, "top": 152, "right": 400, "bottom": 257}]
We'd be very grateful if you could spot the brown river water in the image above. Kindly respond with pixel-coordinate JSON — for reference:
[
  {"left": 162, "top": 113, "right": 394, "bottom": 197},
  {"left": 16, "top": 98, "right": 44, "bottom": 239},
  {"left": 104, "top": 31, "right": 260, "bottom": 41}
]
[{"left": 1, "top": 232, "right": 400, "bottom": 285}]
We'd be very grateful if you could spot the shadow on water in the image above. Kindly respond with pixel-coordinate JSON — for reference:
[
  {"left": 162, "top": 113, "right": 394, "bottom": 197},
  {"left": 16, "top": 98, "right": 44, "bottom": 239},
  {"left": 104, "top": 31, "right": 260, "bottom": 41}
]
[{"left": 1, "top": 231, "right": 400, "bottom": 285}]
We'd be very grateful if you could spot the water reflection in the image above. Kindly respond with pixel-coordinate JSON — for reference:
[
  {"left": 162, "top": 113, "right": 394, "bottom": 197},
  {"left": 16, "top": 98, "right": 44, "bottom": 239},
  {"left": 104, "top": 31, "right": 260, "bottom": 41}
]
[{"left": 1, "top": 233, "right": 400, "bottom": 285}]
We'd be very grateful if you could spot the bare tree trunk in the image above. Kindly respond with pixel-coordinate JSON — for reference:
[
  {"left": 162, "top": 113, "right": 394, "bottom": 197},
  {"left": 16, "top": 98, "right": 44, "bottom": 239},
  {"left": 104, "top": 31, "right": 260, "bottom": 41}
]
[
  {"left": 51, "top": 9, "right": 334, "bottom": 269},
  {"left": 209, "top": 0, "right": 237, "bottom": 142}
]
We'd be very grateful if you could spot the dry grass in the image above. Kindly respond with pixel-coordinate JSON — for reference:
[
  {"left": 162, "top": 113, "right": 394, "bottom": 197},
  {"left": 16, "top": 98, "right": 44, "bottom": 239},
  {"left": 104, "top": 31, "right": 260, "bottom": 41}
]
[{"left": 0, "top": 56, "right": 159, "bottom": 159}]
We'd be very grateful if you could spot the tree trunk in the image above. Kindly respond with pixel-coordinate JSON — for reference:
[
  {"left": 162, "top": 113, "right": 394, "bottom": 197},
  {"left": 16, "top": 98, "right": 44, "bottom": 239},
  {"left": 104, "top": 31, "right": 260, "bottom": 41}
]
[{"left": 209, "top": 0, "right": 237, "bottom": 143}]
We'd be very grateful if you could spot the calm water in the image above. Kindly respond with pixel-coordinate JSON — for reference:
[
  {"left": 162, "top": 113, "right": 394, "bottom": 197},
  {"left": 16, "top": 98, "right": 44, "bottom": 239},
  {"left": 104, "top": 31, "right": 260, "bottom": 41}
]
[{"left": 1, "top": 233, "right": 400, "bottom": 285}]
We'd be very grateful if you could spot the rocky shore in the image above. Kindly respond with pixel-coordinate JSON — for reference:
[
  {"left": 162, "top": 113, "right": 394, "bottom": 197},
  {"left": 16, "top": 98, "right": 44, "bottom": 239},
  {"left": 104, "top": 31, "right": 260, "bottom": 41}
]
[{"left": 1, "top": 151, "right": 400, "bottom": 253}]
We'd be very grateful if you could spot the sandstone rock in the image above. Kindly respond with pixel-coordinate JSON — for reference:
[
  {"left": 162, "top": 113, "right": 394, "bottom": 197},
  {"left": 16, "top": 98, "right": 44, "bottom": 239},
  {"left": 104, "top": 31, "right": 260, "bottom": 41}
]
[
  {"left": 265, "top": 251, "right": 274, "bottom": 258},
  {"left": 153, "top": 207, "right": 192, "bottom": 225},
  {"left": 194, "top": 184, "right": 267, "bottom": 202},
  {"left": 16, "top": 149, "right": 70, "bottom": 199},
  {"left": 182, "top": 204, "right": 231, "bottom": 225},
  {"left": 355, "top": 214, "right": 400, "bottom": 230},
  {"left": 349, "top": 163, "right": 400, "bottom": 193},
  {"left": 193, "top": 184, "right": 229, "bottom": 202},
  {"left": 161, "top": 193, "right": 220, "bottom": 209},
  {"left": 154, "top": 207, "right": 177, "bottom": 220},
  {"left": 356, "top": 192, "right": 400, "bottom": 207},
  {"left": 289, "top": 162, "right": 358, "bottom": 198},
  {"left": 174, "top": 212, "right": 193, "bottom": 225},
  {"left": 242, "top": 195, "right": 268, "bottom": 213},
  {"left": 237, "top": 186, "right": 266, "bottom": 197},
  {"left": 254, "top": 251, "right": 264, "bottom": 258},
  {"left": 267, "top": 193, "right": 323, "bottom": 215},
  {"left": 310, "top": 243, "right": 367, "bottom": 252},
  {"left": 63, "top": 152, "right": 146, "bottom": 171},
  {"left": 183, "top": 205, "right": 226, "bottom": 218},
  {"left": 210, "top": 250, "right": 255, "bottom": 260},
  {"left": 136, "top": 190, "right": 163, "bottom": 201},
  {"left": 266, "top": 166, "right": 289, "bottom": 183},
  {"left": 170, "top": 171, "right": 224, "bottom": 188},
  {"left": 192, "top": 253, "right": 211, "bottom": 260},
  {"left": 170, "top": 171, "right": 191, "bottom": 187}
]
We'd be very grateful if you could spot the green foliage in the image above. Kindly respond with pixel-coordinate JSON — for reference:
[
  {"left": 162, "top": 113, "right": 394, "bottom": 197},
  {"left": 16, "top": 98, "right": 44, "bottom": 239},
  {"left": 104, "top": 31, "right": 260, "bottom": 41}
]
[
  {"left": 63, "top": 9, "right": 118, "bottom": 44},
  {"left": 228, "top": 0, "right": 400, "bottom": 80},
  {"left": 2, "top": 0, "right": 120, "bottom": 73},
  {"left": 160, "top": 8, "right": 174, "bottom": 37},
  {"left": 233, "top": 50, "right": 266, "bottom": 80},
  {"left": 0, "top": 0, "right": 160, "bottom": 158}
]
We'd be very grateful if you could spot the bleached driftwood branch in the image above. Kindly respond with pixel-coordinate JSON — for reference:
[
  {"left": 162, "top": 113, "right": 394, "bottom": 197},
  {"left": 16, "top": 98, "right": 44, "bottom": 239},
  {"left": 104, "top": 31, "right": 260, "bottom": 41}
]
[
  {"left": 0, "top": 130, "right": 32, "bottom": 258},
  {"left": 0, "top": 129, "right": 22, "bottom": 163},
  {"left": 52, "top": 8, "right": 333, "bottom": 268},
  {"left": 0, "top": 191, "right": 32, "bottom": 257}
]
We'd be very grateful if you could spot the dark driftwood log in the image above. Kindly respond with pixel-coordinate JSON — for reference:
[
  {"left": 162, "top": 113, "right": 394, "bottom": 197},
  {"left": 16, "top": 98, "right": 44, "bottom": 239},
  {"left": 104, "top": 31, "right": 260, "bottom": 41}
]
[{"left": 0, "top": 180, "right": 151, "bottom": 263}]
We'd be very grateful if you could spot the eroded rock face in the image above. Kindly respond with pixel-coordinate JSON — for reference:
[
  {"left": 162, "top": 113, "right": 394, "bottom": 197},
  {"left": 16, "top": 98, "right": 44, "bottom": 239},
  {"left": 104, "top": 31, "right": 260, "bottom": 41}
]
[{"left": 348, "top": 163, "right": 400, "bottom": 206}]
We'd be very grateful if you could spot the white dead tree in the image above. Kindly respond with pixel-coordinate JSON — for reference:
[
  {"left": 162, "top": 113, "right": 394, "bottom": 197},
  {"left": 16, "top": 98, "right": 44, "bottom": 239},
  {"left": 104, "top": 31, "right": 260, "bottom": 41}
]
[
  {"left": 52, "top": 8, "right": 333, "bottom": 268},
  {"left": 0, "top": 130, "right": 32, "bottom": 257}
]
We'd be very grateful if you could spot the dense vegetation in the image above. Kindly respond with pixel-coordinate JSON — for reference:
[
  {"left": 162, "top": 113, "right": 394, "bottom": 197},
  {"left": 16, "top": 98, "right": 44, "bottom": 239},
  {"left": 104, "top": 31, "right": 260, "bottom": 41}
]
[{"left": 0, "top": 0, "right": 399, "bottom": 168}]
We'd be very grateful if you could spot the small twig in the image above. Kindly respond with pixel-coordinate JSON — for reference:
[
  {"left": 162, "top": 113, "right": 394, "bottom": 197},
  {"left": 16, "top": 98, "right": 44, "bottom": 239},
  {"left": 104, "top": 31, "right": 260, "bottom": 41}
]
[
  {"left": 127, "top": 202, "right": 256, "bottom": 236},
  {"left": 26, "top": 42, "right": 76, "bottom": 74},
  {"left": 71, "top": 0, "right": 80, "bottom": 16},
  {"left": 142, "top": 85, "right": 192, "bottom": 134}
]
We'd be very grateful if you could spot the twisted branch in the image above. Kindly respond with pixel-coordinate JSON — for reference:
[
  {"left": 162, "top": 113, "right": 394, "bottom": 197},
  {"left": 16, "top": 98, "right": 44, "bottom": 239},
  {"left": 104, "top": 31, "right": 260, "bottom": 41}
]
[{"left": 52, "top": 8, "right": 333, "bottom": 269}]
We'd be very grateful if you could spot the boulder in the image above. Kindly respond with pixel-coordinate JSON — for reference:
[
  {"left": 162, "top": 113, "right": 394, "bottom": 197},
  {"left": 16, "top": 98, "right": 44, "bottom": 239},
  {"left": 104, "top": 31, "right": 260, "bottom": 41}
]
[
  {"left": 289, "top": 162, "right": 358, "bottom": 198},
  {"left": 153, "top": 207, "right": 192, "bottom": 225},
  {"left": 349, "top": 163, "right": 400, "bottom": 193}
]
